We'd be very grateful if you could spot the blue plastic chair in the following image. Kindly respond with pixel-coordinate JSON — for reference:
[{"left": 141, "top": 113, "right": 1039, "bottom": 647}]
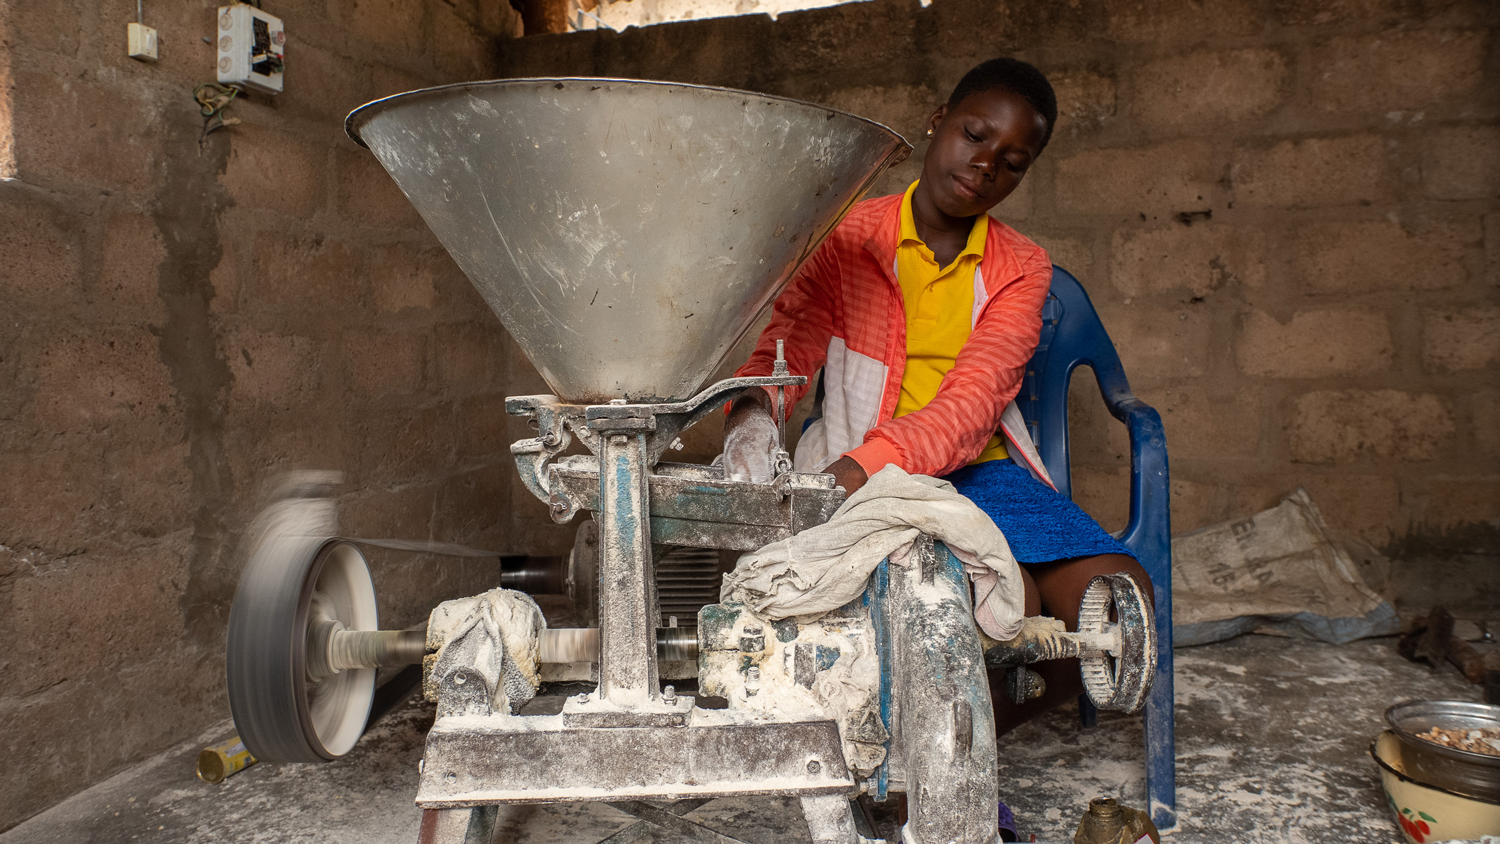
[{"left": 1017, "top": 266, "right": 1175, "bottom": 830}]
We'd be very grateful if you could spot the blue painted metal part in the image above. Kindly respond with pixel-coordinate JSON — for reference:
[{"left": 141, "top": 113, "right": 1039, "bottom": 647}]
[
  {"left": 1018, "top": 266, "right": 1177, "bottom": 830},
  {"left": 863, "top": 559, "right": 892, "bottom": 802}
]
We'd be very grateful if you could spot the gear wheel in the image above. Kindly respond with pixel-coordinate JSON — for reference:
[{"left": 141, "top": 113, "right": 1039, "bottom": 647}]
[{"left": 1076, "top": 573, "right": 1157, "bottom": 714}]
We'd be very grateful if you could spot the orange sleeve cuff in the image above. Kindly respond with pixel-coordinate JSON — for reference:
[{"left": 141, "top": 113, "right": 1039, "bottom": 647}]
[{"left": 843, "top": 438, "right": 903, "bottom": 478}]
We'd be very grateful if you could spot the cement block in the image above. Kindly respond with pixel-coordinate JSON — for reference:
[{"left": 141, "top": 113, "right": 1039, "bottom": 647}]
[
  {"left": 338, "top": 482, "right": 440, "bottom": 542},
  {"left": 1170, "top": 477, "right": 1230, "bottom": 535},
  {"left": 1142, "top": 385, "right": 1261, "bottom": 460},
  {"left": 369, "top": 243, "right": 442, "bottom": 314},
  {"left": 435, "top": 323, "right": 508, "bottom": 392},
  {"left": 352, "top": 403, "right": 458, "bottom": 485},
  {"left": 1298, "top": 474, "right": 1403, "bottom": 544},
  {"left": 1236, "top": 308, "right": 1392, "bottom": 378},
  {"left": 456, "top": 393, "right": 512, "bottom": 459},
  {"left": 335, "top": 148, "right": 426, "bottom": 230},
  {"left": 0, "top": 448, "right": 107, "bottom": 552},
  {"left": 97, "top": 213, "right": 167, "bottom": 322},
  {"left": 1050, "top": 69, "right": 1118, "bottom": 135},
  {"left": 1419, "top": 478, "right": 1500, "bottom": 532},
  {"left": 0, "top": 189, "right": 81, "bottom": 306},
  {"left": 1489, "top": 214, "right": 1500, "bottom": 287},
  {"left": 819, "top": 85, "right": 943, "bottom": 143},
  {"left": 100, "top": 443, "right": 194, "bottom": 543},
  {"left": 1422, "top": 305, "right": 1500, "bottom": 372},
  {"left": 1474, "top": 391, "right": 1500, "bottom": 456},
  {"left": 30, "top": 329, "right": 182, "bottom": 438},
  {"left": 1232, "top": 135, "right": 1398, "bottom": 209},
  {"left": 251, "top": 232, "right": 364, "bottom": 311},
  {"left": 432, "top": 464, "right": 515, "bottom": 546},
  {"left": 1111, "top": 223, "right": 1266, "bottom": 297},
  {"left": 226, "top": 330, "right": 323, "bottom": 408},
  {"left": 1132, "top": 48, "right": 1288, "bottom": 132},
  {"left": 1309, "top": 31, "right": 1490, "bottom": 114},
  {"left": 219, "top": 124, "right": 327, "bottom": 218},
  {"left": 1103, "top": 0, "right": 1262, "bottom": 42},
  {"left": 1272, "top": 0, "right": 1404, "bottom": 25},
  {"left": 1056, "top": 140, "right": 1221, "bottom": 217},
  {"left": 1285, "top": 218, "right": 1480, "bottom": 293},
  {"left": 343, "top": 329, "right": 427, "bottom": 397},
  {"left": 1103, "top": 305, "right": 1214, "bottom": 378},
  {"left": 1069, "top": 466, "right": 1132, "bottom": 534},
  {"left": 435, "top": 5, "right": 496, "bottom": 80},
  {"left": 8, "top": 72, "right": 161, "bottom": 197},
  {"left": 339, "top": 0, "right": 429, "bottom": 63},
  {"left": 1031, "top": 232, "right": 1095, "bottom": 282},
  {"left": 1424, "top": 126, "right": 1500, "bottom": 201},
  {"left": 1289, "top": 389, "right": 1454, "bottom": 463},
  {"left": 8, "top": 538, "right": 190, "bottom": 696}
]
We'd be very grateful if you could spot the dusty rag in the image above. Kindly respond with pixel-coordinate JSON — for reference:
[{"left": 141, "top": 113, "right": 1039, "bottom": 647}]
[{"left": 721, "top": 464, "right": 1026, "bottom": 640}]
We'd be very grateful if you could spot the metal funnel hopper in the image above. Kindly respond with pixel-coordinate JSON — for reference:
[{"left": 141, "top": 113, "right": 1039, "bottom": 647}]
[{"left": 347, "top": 78, "right": 909, "bottom": 404}]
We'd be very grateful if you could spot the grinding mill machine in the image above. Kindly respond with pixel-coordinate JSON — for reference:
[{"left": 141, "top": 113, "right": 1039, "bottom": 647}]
[{"left": 224, "top": 79, "right": 1157, "bottom": 844}]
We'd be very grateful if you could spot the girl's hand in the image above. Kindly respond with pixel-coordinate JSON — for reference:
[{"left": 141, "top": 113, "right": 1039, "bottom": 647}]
[{"left": 825, "top": 456, "right": 869, "bottom": 497}]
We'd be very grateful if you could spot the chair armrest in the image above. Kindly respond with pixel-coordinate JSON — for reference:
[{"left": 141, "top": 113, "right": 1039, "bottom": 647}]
[{"left": 1111, "top": 397, "right": 1171, "bottom": 589}]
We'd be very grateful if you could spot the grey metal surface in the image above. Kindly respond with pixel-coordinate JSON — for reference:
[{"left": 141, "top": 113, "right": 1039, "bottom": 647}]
[
  {"left": 415, "top": 721, "right": 853, "bottom": 806},
  {"left": 1384, "top": 699, "right": 1500, "bottom": 799},
  {"left": 348, "top": 78, "right": 909, "bottom": 403},
  {"left": 596, "top": 431, "right": 660, "bottom": 706},
  {"left": 888, "top": 538, "right": 998, "bottom": 840}
]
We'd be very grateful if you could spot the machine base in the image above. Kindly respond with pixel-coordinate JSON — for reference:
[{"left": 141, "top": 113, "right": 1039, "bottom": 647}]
[{"left": 415, "top": 718, "right": 853, "bottom": 806}]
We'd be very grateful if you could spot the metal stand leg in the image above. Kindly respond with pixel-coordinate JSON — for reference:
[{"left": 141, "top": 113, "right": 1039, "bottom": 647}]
[
  {"left": 800, "top": 794, "right": 859, "bottom": 844},
  {"left": 418, "top": 807, "right": 497, "bottom": 844},
  {"left": 596, "top": 431, "right": 660, "bottom": 706},
  {"left": 890, "top": 539, "right": 999, "bottom": 843}
]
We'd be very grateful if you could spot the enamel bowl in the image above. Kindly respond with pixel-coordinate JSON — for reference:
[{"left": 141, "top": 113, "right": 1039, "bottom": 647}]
[{"left": 1372, "top": 730, "right": 1500, "bottom": 843}]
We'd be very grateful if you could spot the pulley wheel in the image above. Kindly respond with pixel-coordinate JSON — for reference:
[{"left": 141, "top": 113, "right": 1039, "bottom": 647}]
[
  {"left": 1077, "top": 573, "right": 1157, "bottom": 714},
  {"left": 227, "top": 502, "right": 378, "bottom": 763}
]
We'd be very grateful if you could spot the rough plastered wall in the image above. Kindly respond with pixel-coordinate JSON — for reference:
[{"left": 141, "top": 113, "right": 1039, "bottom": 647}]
[
  {"left": 495, "top": 0, "right": 1500, "bottom": 565},
  {"left": 0, "top": 0, "right": 526, "bottom": 830}
]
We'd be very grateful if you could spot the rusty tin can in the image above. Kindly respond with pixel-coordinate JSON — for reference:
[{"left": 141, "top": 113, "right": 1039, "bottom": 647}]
[{"left": 196, "top": 736, "right": 256, "bottom": 784}]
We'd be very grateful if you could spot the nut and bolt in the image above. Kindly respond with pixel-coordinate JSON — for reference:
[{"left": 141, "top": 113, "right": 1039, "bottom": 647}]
[
  {"left": 806, "top": 759, "right": 821, "bottom": 775},
  {"left": 663, "top": 685, "right": 677, "bottom": 704},
  {"left": 453, "top": 672, "right": 467, "bottom": 685}
]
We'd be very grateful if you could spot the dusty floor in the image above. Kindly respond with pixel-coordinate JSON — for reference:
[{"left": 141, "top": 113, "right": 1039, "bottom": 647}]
[{"left": 1, "top": 634, "right": 1484, "bottom": 844}]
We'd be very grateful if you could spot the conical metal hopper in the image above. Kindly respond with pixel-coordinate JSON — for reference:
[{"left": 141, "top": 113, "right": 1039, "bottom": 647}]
[{"left": 347, "top": 78, "right": 909, "bottom": 404}]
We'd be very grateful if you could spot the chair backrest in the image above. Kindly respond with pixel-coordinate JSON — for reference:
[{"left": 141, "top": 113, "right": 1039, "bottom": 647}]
[{"left": 1016, "top": 267, "right": 1137, "bottom": 500}]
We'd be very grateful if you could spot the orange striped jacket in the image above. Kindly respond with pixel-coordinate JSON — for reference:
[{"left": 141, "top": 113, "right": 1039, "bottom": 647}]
[{"left": 735, "top": 192, "right": 1057, "bottom": 487}]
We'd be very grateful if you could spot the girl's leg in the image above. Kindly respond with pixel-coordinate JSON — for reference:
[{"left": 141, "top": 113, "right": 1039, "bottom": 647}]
[{"left": 989, "top": 552, "right": 1154, "bottom": 735}]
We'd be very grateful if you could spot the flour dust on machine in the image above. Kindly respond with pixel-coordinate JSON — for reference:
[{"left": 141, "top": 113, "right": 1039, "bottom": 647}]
[{"left": 223, "top": 78, "right": 1157, "bottom": 844}]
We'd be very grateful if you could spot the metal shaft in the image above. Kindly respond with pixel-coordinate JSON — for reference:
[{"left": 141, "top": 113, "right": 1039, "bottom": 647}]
[
  {"left": 596, "top": 432, "right": 660, "bottom": 705},
  {"left": 538, "top": 627, "right": 698, "bottom": 664},
  {"left": 327, "top": 629, "right": 428, "bottom": 671}
]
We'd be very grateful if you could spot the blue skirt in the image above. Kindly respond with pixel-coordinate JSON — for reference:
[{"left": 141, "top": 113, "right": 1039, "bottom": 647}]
[{"left": 939, "top": 459, "right": 1135, "bottom": 565}]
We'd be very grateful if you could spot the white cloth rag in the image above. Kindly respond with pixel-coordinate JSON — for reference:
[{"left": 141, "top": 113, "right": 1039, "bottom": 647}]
[{"left": 721, "top": 464, "right": 1025, "bottom": 640}]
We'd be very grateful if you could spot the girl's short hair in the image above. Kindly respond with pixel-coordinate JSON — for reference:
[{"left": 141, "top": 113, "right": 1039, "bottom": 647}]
[{"left": 947, "top": 58, "right": 1058, "bottom": 150}]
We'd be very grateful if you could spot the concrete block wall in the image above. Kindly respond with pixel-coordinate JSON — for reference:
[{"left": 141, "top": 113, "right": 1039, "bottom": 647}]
[
  {"left": 494, "top": 0, "right": 1499, "bottom": 550},
  {"left": 0, "top": 0, "right": 525, "bottom": 830}
]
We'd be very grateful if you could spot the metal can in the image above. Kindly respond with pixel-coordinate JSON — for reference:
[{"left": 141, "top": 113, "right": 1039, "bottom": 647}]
[{"left": 196, "top": 736, "right": 256, "bottom": 784}]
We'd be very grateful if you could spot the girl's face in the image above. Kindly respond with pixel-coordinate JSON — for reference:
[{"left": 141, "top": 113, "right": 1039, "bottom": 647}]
[{"left": 919, "top": 87, "right": 1049, "bottom": 220}]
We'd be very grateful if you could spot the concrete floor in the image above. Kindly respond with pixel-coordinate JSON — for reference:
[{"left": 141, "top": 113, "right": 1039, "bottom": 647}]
[{"left": 1, "top": 634, "right": 1486, "bottom": 844}]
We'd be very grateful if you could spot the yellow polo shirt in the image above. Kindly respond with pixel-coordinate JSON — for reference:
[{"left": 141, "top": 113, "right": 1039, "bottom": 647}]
[{"left": 893, "top": 181, "right": 1008, "bottom": 464}]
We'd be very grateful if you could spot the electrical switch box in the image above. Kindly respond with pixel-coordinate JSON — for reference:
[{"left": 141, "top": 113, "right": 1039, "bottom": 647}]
[
  {"left": 216, "top": 5, "right": 285, "bottom": 95},
  {"left": 127, "top": 22, "right": 159, "bottom": 62}
]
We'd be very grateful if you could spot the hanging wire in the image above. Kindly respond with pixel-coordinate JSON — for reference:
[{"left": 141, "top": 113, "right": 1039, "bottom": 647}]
[{"left": 194, "top": 83, "right": 242, "bottom": 144}]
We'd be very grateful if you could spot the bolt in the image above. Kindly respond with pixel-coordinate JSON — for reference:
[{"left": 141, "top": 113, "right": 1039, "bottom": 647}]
[
  {"left": 743, "top": 625, "right": 763, "bottom": 635},
  {"left": 453, "top": 672, "right": 467, "bottom": 686},
  {"left": 444, "top": 772, "right": 457, "bottom": 783},
  {"left": 747, "top": 666, "right": 760, "bottom": 680},
  {"left": 576, "top": 692, "right": 590, "bottom": 704},
  {"left": 668, "top": 615, "right": 678, "bottom": 628},
  {"left": 609, "top": 398, "right": 627, "bottom": 405},
  {"left": 663, "top": 685, "right": 677, "bottom": 704},
  {"left": 806, "top": 760, "right": 821, "bottom": 775}
]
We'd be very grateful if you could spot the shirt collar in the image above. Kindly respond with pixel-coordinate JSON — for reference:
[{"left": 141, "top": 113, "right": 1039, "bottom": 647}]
[{"left": 898, "top": 180, "right": 989, "bottom": 262}]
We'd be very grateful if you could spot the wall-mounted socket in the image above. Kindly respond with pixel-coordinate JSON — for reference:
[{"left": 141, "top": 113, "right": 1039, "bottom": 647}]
[
  {"left": 127, "top": 22, "right": 159, "bottom": 62},
  {"left": 217, "top": 5, "right": 285, "bottom": 95}
]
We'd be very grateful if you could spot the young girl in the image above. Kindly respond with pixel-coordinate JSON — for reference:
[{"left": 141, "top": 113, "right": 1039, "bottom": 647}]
[{"left": 722, "top": 58, "right": 1154, "bottom": 840}]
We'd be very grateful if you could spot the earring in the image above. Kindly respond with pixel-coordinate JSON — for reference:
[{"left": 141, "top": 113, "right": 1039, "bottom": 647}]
[{"left": 925, "top": 129, "right": 933, "bottom": 138}]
